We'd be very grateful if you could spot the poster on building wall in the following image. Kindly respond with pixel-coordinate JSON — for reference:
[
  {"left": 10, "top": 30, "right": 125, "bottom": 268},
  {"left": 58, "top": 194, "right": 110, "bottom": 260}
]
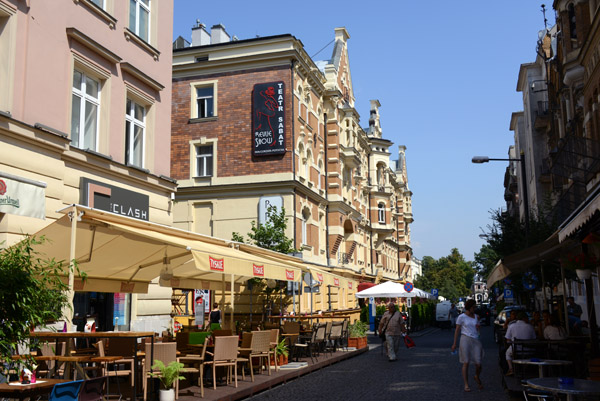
[
  {"left": 113, "top": 293, "right": 127, "bottom": 329},
  {"left": 0, "top": 173, "right": 46, "bottom": 219},
  {"left": 194, "top": 289, "right": 210, "bottom": 328},
  {"left": 252, "top": 81, "right": 285, "bottom": 156}
]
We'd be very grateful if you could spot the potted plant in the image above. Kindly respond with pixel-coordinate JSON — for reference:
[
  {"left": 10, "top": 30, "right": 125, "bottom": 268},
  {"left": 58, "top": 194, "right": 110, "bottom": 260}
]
[
  {"left": 274, "top": 339, "right": 289, "bottom": 366},
  {"left": 150, "top": 360, "right": 185, "bottom": 401},
  {"left": 561, "top": 252, "right": 598, "bottom": 280},
  {"left": 347, "top": 320, "right": 368, "bottom": 349}
]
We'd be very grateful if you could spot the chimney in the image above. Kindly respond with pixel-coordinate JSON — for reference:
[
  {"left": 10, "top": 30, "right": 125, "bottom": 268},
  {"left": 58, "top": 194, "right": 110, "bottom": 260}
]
[
  {"left": 211, "top": 24, "right": 230, "bottom": 44},
  {"left": 191, "top": 20, "right": 210, "bottom": 46}
]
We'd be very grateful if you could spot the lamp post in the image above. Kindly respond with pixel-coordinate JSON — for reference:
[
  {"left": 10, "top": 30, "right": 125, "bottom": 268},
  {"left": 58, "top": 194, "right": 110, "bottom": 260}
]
[{"left": 472, "top": 153, "right": 530, "bottom": 234}]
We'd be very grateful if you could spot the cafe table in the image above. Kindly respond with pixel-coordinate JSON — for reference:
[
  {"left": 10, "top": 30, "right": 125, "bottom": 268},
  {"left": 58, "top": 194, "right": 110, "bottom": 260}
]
[
  {"left": 30, "top": 331, "right": 154, "bottom": 399},
  {"left": 526, "top": 377, "right": 600, "bottom": 401},
  {"left": 511, "top": 359, "right": 572, "bottom": 377},
  {"left": 0, "top": 378, "right": 68, "bottom": 401}
]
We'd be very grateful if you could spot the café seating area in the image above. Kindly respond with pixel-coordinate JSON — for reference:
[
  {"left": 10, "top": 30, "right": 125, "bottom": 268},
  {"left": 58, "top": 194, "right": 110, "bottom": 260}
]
[{"left": 3, "top": 319, "right": 362, "bottom": 400}]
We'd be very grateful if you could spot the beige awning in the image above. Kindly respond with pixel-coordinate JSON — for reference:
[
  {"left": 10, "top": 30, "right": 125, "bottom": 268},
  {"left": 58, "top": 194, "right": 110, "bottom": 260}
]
[
  {"left": 558, "top": 189, "right": 600, "bottom": 242},
  {"left": 31, "top": 205, "right": 301, "bottom": 293},
  {"left": 486, "top": 233, "right": 573, "bottom": 287}
]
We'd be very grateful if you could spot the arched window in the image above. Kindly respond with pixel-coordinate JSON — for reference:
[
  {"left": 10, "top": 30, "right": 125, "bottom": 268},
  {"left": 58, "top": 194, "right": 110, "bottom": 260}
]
[
  {"left": 302, "top": 208, "right": 311, "bottom": 245},
  {"left": 378, "top": 203, "right": 385, "bottom": 223},
  {"left": 317, "top": 160, "right": 323, "bottom": 190}
]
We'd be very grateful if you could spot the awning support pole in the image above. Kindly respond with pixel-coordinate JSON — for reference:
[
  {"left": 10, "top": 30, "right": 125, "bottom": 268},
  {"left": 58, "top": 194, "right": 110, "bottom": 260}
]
[
  {"left": 66, "top": 206, "right": 80, "bottom": 332},
  {"left": 230, "top": 274, "right": 234, "bottom": 332},
  {"left": 221, "top": 275, "right": 225, "bottom": 327}
]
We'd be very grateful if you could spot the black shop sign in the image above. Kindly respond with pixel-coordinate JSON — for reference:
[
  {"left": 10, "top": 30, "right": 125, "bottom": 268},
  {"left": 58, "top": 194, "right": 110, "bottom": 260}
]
[
  {"left": 252, "top": 81, "right": 285, "bottom": 156},
  {"left": 81, "top": 178, "right": 149, "bottom": 221}
]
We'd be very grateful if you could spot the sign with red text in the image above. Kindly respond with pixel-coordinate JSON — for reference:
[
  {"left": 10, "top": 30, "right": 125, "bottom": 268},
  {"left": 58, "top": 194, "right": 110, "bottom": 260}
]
[{"left": 209, "top": 257, "right": 224, "bottom": 271}]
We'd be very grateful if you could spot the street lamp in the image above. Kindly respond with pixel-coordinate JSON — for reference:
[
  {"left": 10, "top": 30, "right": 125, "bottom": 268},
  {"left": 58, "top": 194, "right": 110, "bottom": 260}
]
[{"left": 471, "top": 153, "right": 530, "bottom": 234}]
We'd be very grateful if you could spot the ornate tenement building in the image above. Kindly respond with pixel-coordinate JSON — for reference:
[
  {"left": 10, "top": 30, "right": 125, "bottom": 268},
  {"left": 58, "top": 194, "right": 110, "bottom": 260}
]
[{"left": 171, "top": 25, "right": 413, "bottom": 288}]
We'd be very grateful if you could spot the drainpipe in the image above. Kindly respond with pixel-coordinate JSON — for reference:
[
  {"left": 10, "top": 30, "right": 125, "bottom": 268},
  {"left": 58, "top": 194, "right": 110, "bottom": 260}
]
[
  {"left": 368, "top": 150, "right": 373, "bottom": 275},
  {"left": 291, "top": 60, "right": 297, "bottom": 251},
  {"left": 324, "top": 112, "right": 330, "bottom": 267}
]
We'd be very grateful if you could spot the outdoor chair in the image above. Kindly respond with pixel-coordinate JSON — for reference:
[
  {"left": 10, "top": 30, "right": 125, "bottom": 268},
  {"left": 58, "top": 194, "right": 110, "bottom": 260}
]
[
  {"left": 324, "top": 322, "right": 333, "bottom": 356},
  {"left": 95, "top": 338, "right": 135, "bottom": 386},
  {"left": 142, "top": 341, "right": 199, "bottom": 401},
  {"left": 268, "top": 329, "right": 279, "bottom": 371},
  {"left": 282, "top": 321, "right": 300, "bottom": 335},
  {"left": 340, "top": 319, "right": 349, "bottom": 350},
  {"left": 211, "top": 329, "right": 232, "bottom": 339},
  {"left": 327, "top": 321, "right": 344, "bottom": 354},
  {"left": 179, "top": 340, "right": 209, "bottom": 398},
  {"left": 204, "top": 336, "right": 240, "bottom": 390},
  {"left": 48, "top": 379, "right": 84, "bottom": 401},
  {"left": 78, "top": 376, "right": 106, "bottom": 401},
  {"left": 238, "top": 331, "right": 271, "bottom": 381}
]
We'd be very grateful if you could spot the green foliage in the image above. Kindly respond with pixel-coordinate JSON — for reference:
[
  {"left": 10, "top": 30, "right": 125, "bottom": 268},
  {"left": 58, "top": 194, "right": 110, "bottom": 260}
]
[
  {"left": 275, "top": 339, "right": 289, "bottom": 357},
  {"left": 150, "top": 360, "right": 185, "bottom": 389},
  {"left": 0, "top": 236, "right": 74, "bottom": 374},
  {"left": 348, "top": 320, "right": 368, "bottom": 338},
  {"left": 360, "top": 306, "right": 368, "bottom": 323},
  {"left": 414, "top": 248, "right": 474, "bottom": 301},
  {"left": 410, "top": 301, "right": 436, "bottom": 330},
  {"left": 232, "top": 205, "right": 297, "bottom": 254}
]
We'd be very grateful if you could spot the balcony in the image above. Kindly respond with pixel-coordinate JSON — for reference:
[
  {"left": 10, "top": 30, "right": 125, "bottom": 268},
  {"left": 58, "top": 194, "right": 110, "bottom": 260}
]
[
  {"left": 534, "top": 101, "right": 550, "bottom": 131},
  {"left": 339, "top": 144, "right": 361, "bottom": 168},
  {"left": 339, "top": 253, "right": 352, "bottom": 265}
]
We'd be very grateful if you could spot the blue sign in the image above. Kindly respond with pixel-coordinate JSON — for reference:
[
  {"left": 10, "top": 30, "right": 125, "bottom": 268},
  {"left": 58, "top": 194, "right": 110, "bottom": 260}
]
[
  {"left": 431, "top": 288, "right": 438, "bottom": 296},
  {"left": 504, "top": 278, "right": 512, "bottom": 285},
  {"left": 523, "top": 272, "right": 537, "bottom": 290},
  {"left": 494, "top": 287, "right": 500, "bottom": 295},
  {"left": 404, "top": 281, "right": 414, "bottom": 292},
  {"left": 504, "top": 289, "right": 514, "bottom": 301}
]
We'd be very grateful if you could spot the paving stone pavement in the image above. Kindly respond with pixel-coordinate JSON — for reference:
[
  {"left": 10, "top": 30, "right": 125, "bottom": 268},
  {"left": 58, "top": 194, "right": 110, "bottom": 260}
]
[{"left": 249, "top": 325, "right": 513, "bottom": 401}]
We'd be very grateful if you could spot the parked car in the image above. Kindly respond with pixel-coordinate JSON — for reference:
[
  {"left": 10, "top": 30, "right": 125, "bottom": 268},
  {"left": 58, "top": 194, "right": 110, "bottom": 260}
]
[
  {"left": 493, "top": 305, "right": 528, "bottom": 343},
  {"left": 435, "top": 301, "right": 452, "bottom": 329}
]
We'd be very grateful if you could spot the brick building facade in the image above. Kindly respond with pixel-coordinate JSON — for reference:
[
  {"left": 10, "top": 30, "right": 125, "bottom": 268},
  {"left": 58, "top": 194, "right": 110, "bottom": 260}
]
[{"left": 171, "top": 24, "right": 413, "bottom": 309}]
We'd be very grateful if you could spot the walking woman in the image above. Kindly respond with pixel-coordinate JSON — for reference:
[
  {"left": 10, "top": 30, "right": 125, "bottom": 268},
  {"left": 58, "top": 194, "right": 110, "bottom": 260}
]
[
  {"left": 451, "top": 299, "right": 484, "bottom": 392},
  {"left": 209, "top": 303, "right": 222, "bottom": 327}
]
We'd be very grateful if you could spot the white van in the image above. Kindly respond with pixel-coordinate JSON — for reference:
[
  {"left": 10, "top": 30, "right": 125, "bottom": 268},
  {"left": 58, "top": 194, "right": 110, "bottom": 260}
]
[{"left": 436, "top": 301, "right": 452, "bottom": 329}]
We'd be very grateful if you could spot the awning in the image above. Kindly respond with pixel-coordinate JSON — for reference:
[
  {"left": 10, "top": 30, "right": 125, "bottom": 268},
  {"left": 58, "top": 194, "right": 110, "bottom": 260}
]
[
  {"left": 485, "top": 233, "right": 572, "bottom": 287},
  {"left": 31, "top": 205, "right": 301, "bottom": 294},
  {"left": 558, "top": 187, "right": 600, "bottom": 242}
]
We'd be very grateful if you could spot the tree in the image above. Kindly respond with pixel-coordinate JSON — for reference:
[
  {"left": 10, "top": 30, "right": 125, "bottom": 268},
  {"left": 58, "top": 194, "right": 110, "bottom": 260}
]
[
  {"left": 232, "top": 205, "right": 297, "bottom": 319},
  {"left": 0, "top": 236, "right": 74, "bottom": 374},
  {"left": 414, "top": 248, "right": 475, "bottom": 301},
  {"left": 232, "top": 205, "right": 297, "bottom": 254}
]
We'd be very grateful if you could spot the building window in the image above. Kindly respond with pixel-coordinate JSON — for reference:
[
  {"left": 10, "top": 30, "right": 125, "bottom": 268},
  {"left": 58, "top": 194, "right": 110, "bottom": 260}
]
[
  {"left": 196, "top": 86, "right": 214, "bottom": 118},
  {"left": 129, "top": 0, "right": 150, "bottom": 42},
  {"left": 125, "top": 98, "right": 145, "bottom": 167},
  {"left": 568, "top": 3, "right": 577, "bottom": 40},
  {"left": 90, "top": 0, "right": 104, "bottom": 8},
  {"left": 195, "top": 145, "right": 213, "bottom": 177},
  {"left": 302, "top": 208, "right": 310, "bottom": 245},
  {"left": 378, "top": 203, "right": 385, "bottom": 223},
  {"left": 71, "top": 69, "right": 100, "bottom": 150}
]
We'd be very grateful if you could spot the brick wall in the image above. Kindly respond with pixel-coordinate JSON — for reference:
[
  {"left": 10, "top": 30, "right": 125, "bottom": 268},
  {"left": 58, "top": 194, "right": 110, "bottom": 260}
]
[{"left": 171, "top": 65, "right": 293, "bottom": 180}]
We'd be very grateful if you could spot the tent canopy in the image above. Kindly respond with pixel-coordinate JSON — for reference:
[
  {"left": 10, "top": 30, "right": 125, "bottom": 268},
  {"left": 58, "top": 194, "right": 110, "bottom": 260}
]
[
  {"left": 31, "top": 205, "right": 302, "bottom": 293},
  {"left": 355, "top": 281, "right": 433, "bottom": 299}
]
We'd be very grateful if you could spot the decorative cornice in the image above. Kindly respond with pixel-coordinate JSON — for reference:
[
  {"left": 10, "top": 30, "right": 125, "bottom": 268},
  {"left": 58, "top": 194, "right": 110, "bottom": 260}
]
[{"left": 66, "top": 27, "right": 121, "bottom": 64}]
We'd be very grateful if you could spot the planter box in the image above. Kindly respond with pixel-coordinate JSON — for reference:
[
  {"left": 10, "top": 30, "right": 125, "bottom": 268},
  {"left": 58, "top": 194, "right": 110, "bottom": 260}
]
[
  {"left": 270, "top": 354, "right": 288, "bottom": 366},
  {"left": 348, "top": 336, "right": 367, "bottom": 349}
]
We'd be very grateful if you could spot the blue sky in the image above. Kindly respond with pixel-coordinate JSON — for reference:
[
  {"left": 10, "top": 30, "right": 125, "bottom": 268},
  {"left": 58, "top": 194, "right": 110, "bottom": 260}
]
[{"left": 173, "top": 1, "right": 554, "bottom": 261}]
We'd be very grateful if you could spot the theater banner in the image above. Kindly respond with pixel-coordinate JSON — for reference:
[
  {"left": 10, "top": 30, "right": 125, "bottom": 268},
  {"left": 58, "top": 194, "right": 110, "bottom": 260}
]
[{"left": 252, "top": 81, "right": 285, "bottom": 156}]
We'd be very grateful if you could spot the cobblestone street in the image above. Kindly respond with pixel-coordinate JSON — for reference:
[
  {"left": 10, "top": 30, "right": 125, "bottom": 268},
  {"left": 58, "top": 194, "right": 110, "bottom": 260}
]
[{"left": 250, "top": 325, "right": 511, "bottom": 401}]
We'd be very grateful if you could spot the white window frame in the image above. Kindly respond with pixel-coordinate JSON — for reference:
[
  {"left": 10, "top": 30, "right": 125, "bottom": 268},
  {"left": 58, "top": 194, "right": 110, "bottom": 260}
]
[
  {"left": 71, "top": 69, "right": 101, "bottom": 151},
  {"left": 90, "top": 0, "right": 105, "bottom": 8},
  {"left": 130, "top": 0, "right": 150, "bottom": 42},
  {"left": 301, "top": 209, "right": 310, "bottom": 246},
  {"left": 190, "top": 80, "right": 218, "bottom": 119},
  {"left": 196, "top": 87, "right": 214, "bottom": 118},
  {"left": 125, "top": 98, "right": 146, "bottom": 168},
  {"left": 195, "top": 144, "right": 213, "bottom": 177},
  {"left": 378, "top": 203, "right": 386, "bottom": 223}
]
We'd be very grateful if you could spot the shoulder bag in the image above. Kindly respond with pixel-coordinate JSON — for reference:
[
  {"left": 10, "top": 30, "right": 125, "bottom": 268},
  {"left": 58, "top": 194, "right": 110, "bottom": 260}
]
[{"left": 379, "top": 311, "right": 395, "bottom": 341}]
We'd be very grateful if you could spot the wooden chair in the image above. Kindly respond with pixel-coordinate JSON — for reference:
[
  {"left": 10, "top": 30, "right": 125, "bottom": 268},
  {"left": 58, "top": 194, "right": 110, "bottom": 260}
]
[
  {"left": 204, "top": 336, "right": 239, "bottom": 390},
  {"left": 327, "top": 321, "right": 344, "bottom": 354},
  {"left": 98, "top": 338, "right": 135, "bottom": 386},
  {"left": 238, "top": 331, "right": 271, "bottom": 382},
  {"left": 179, "top": 341, "right": 208, "bottom": 398}
]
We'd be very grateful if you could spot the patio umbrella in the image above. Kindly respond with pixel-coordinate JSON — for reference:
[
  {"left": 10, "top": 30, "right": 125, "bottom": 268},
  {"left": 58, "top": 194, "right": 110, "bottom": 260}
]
[{"left": 355, "top": 281, "right": 433, "bottom": 299}]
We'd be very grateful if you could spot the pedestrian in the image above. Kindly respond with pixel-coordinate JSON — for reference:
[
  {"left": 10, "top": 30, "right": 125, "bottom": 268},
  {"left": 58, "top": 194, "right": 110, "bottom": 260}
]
[
  {"left": 448, "top": 303, "right": 459, "bottom": 329},
  {"left": 543, "top": 313, "right": 568, "bottom": 340},
  {"left": 451, "top": 299, "right": 484, "bottom": 392},
  {"left": 531, "top": 310, "right": 544, "bottom": 339},
  {"left": 378, "top": 302, "right": 407, "bottom": 362},
  {"left": 502, "top": 309, "right": 518, "bottom": 330},
  {"left": 567, "top": 296, "right": 583, "bottom": 331},
  {"left": 209, "top": 303, "right": 222, "bottom": 327},
  {"left": 504, "top": 311, "right": 536, "bottom": 376}
]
